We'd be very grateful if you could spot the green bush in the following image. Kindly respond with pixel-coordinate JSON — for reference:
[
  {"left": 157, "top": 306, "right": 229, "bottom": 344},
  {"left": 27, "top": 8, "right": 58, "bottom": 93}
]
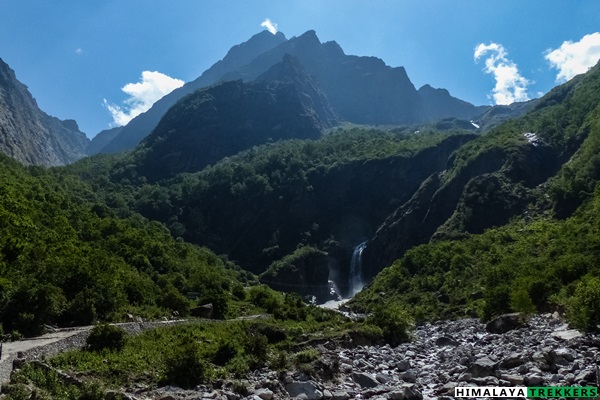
[
  {"left": 243, "top": 333, "right": 268, "bottom": 368},
  {"left": 567, "top": 275, "right": 600, "bottom": 331},
  {"left": 212, "top": 340, "right": 239, "bottom": 365},
  {"left": 164, "top": 337, "right": 209, "bottom": 388},
  {"left": 248, "top": 285, "right": 282, "bottom": 313},
  {"left": 294, "top": 349, "right": 320, "bottom": 364},
  {"left": 367, "top": 302, "right": 412, "bottom": 346},
  {"left": 86, "top": 323, "right": 127, "bottom": 352}
]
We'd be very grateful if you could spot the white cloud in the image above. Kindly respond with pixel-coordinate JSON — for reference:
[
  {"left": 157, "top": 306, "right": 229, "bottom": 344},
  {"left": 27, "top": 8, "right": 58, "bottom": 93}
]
[
  {"left": 474, "top": 42, "right": 530, "bottom": 105},
  {"left": 260, "top": 18, "right": 278, "bottom": 35},
  {"left": 75, "top": 48, "right": 83, "bottom": 55},
  {"left": 103, "top": 71, "right": 184, "bottom": 127},
  {"left": 545, "top": 32, "right": 600, "bottom": 83}
]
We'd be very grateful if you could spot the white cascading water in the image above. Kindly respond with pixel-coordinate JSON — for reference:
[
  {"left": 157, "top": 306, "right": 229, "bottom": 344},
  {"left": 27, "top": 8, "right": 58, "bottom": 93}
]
[{"left": 348, "top": 241, "right": 367, "bottom": 297}]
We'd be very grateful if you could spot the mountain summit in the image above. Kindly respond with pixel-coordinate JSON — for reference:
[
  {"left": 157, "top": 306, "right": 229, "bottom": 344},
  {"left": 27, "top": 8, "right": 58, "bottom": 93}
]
[
  {"left": 92, "top": 30, "right": 486, "bottom": 155},
  {"left": 92, "top": 30, "right": 287, "bottom": 155},
  {"left": 131, "top": 54, "right": 338, "bottom": 181}
]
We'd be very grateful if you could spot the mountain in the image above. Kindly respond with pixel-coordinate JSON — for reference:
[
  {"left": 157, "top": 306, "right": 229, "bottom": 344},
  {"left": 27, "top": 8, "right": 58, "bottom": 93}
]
[
  {"left": 360, "top": 60, "right": 600, "bottom": 282},
  {"left": 418, "top": 84, "right": 489, "bottom": 121},
  {"left": 94, "top": 30, "right": 485, "bottom": 154},
  {"left": 86, "top": 126, "right": 122, "bottom": 155},
  {"left": 94, "top": 31, "right": 287, "bottom": 154},
  {"left": 222, "top": 30, "right": 486, "bottom": 125},
  {"left": 0, "top": 58, "right": 88, "bottom": 166},
  {"left": 129, "top": 55, "right": 338, "bottom": 181},
  {"left": 471, "top": 99, "right": 538, "bottom": 130},
  {"left": 349, "top": 63, "right": 600, "bottom": 329}
]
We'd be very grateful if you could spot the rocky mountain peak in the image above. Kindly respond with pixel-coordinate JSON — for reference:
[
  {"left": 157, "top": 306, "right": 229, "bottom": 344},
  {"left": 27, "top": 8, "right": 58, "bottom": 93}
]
[{"left": 0, "top": 57, "right": 88, "bottom": 166}]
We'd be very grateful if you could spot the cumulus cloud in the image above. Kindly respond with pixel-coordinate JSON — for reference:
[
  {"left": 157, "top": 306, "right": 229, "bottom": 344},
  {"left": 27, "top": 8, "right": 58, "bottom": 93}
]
[
  {"left": 103, "top": 71, "right": 184, "bottom": 127},
  {"left": 545, "top": 32, "right": 600, "bottom": 83},
  {"left": 75, "top": 48, "right": 83, "bottom": 55},
  {"left": 260, "top": 18, "right": 278, "bottom": 35},
  {"left": 474, "top": 42, "right": 530, "bottom": 105}
]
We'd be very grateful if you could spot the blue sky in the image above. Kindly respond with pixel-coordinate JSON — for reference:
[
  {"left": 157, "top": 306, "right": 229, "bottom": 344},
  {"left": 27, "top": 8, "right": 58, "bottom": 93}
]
[{"left": 1, "top": 1, "right": 599, "bottom": 138}]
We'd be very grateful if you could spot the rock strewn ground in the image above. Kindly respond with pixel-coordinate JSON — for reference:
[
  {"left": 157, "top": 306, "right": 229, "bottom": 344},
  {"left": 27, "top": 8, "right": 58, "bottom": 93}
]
[
  {"left": 5, "top": 314, "right": 599, "bottom": 400},
  {"left": 131, "top": 314, "right": 599, "bottom": 400}
]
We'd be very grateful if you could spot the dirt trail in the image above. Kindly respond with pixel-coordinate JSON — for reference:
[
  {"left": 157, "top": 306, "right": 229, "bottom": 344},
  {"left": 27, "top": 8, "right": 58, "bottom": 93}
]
[
  {"left": 0, "top": 320, "right": 189, "bottom": 385},
  {"left": 1, "top": 327, "right": 91, "bottom": 362}
]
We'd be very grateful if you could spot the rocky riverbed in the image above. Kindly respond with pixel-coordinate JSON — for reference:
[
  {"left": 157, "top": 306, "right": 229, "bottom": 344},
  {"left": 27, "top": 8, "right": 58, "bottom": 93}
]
[{"left": 108, "top": 313, "right": 599, "bottom": 400}]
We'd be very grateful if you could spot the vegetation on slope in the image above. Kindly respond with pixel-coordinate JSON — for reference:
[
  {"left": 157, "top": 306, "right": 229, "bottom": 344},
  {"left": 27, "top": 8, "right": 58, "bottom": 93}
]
[
  {"left": 0, "top": 152, "right": 246, "bottom": 337},
  {"left": 78, "top": 127, "right": 473, "bottom": 277},
  {"left": 353, "top": 63, "right": 600, "bottom": 330},
  {"left": 352, "top": 183, "right": 600, "bottom": 330}
]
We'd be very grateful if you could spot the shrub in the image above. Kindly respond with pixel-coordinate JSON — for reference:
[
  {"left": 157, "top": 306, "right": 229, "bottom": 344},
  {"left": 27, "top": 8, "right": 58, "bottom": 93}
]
[
  {"left": 243, "top": 333, "right": 268, "bottom": 368},
  {"left": 294, "top": 349, "right": 320, "bottom": 364},
  {"left": 567, "top": 276, "right": 600, "bottom": 331},
  {"left": 248, "top": 285, "right": 281, "bottom": 313},
  {"left": 164, "top": 337, "right": 208, "bottom": 388},
  {"left": 367, "top": 302, "right": 412, "bottom": 346},
  {"left": 86, "top": 324, "right": 127, "bottom": 352},
  {"left": 199, "top": 289, "right": 229, "bottom": 319},
  {"left": 212, "top": 340, "right": 239, "bottom": 365}
]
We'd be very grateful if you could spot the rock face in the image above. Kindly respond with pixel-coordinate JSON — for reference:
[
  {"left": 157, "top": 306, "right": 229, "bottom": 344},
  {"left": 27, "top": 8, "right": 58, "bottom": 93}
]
[
  {"left": 259, "top": 247, "right": 330, "bottom": 302},
  {"left": 132, "top": 56, "right": 337, "bottom": 181},
  {"left": 155, "top": 133, "right": 475, "bottom": 277},
  {"left": 0, "top": 58, "right": 88, "bottom": 165}
]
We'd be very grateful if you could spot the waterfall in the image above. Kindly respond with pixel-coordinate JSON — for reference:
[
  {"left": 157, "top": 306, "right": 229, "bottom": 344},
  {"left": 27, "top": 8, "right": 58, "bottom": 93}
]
[{"left": 348, "top": 241, "right": 367, "bottom": 297}]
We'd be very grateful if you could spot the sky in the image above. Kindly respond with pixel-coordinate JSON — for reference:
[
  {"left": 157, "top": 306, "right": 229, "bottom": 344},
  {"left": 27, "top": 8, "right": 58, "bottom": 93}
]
[{"left": 1, "top": 1, "right": 600, "bottom": 138}]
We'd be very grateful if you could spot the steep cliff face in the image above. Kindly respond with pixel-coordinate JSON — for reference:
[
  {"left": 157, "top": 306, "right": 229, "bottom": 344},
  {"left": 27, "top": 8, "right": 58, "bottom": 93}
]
[
  {"left": 131, "top": 56, "right": 338, "bottom": 181},
  {"left": 256, "top": 54, "right": 339, "bottom": 127},
  {"left": 259, "top": 247, "right": 330, "bottom": 302},
  {"left": 0, "top": 58, "right": 88, "bottom": 166}
]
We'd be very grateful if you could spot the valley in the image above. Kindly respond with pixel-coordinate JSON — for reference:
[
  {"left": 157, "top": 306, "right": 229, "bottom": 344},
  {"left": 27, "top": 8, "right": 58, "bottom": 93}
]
[{"left": 0, "top": 20, "right": 599, "bottom": 400}]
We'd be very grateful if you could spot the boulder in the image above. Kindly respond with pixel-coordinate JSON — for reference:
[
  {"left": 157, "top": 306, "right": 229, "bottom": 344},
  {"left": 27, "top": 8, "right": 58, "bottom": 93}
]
[
  {"left": 435, "top": 336, "right": 460, "bottom": 347},
  {"left": 396, "top": 360, "right": 411, "bottom": 372},
  {"left": 400, "top": 370, "right": 417, "bottom": 383},
  {"left": 551, "top": 329, "right": 583, "bottom": 341},
  {"left": 191, "top": 303, "right": 214, "bottom": 319},
  {"left": 485, "top": 313, "right": 526, "bottom": 334},
  {"left": 351, "top": 372, "right": 379, "bottom": 388},
  {"left": 376, "top": 373, "right": 392, "bottom": 384},
  {"left": 387, "top": 391, "right": 405, "bottom": 400},
  {"left": 499, "top": 352, "right": 527, "bottom": 368},
  {"left": 255, "top": 389, "right": 273, "bottom": 400},
  {"left": 525, "top": 374, "right": 544, "bottom": 386},
  {"left": 331, "top": 391, "right": 349, "bottom": 400},
  {"left": 555, "top": 347, "right": 577, "bottom": 362},
  {"left": 402, "top": 385, "right": 423, "bottom": 400},
  {"left": 466, "top": 357, "right": 496, "bottom": 378},
  {"left": 285, "top": 381, "right": 323, "bottom": 400}
]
